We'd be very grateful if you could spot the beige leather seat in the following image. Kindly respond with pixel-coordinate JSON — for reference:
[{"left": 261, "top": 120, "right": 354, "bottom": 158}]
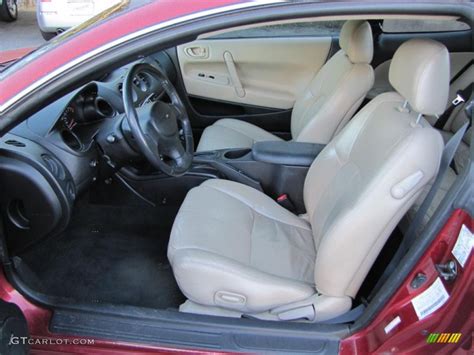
[
  {"left": 404, "top": 62, "right": 473, "bottom": 231},
  {"left": 196, "top": 20, "right": 375, "bottom": 152},
  {"left": 169, "top": 39, "right": 447, "bottom": 321}
]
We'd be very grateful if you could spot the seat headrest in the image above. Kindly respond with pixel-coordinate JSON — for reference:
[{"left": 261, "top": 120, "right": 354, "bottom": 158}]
[
  {"left": 389, "top": 39, "right": 449, "bottom": 116},
  {"left": 339, "top": 20, "right": 373, "bottom": 64}
]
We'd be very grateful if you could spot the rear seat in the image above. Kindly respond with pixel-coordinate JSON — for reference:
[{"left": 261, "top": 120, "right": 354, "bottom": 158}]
[{"left": 367, "top": 53, "right": 472, "bottom": 232}]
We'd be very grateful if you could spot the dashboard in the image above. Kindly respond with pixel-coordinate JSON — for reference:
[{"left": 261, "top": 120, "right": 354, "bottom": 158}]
[
  {"left": 56, "top": 51, "right": 176, "bottom": 154},
  {"left": 0, "top": 50, "right": 176, "bottom": 252},
  {"left": 57, "top": 83, "right": 116, "bottom": 152}
]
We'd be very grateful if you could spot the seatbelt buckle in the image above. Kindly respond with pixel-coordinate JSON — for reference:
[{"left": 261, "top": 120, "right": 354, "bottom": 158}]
[
  {"left": 276, "top": 194, "right": 296, "bottom": 212},
  {"left": 452, "top": 92, "right": 466, "bottom": 106}
]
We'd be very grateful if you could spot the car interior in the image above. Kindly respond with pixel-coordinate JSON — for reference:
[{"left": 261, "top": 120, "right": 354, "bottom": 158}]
[{"left": 0, "top": 11, "right": 472, "bottom": 331}]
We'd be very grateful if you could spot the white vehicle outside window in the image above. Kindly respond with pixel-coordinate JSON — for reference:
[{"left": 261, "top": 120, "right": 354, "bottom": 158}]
[{"left": 36, "top": 0, "right": 122, "bottom": 40}]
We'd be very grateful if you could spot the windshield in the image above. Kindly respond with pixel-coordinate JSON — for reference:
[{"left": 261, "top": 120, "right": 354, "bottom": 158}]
[{"left": 0, "top": 0, "right": 140, "bottom": 77}]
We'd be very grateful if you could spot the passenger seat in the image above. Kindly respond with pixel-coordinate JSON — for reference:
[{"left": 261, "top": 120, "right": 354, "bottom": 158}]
[
  {"left": 196, "top": 20, "right": 374, "bottom": 152},
  {"left": 403, "top": 62, "right": 472, "bottom": 230}
]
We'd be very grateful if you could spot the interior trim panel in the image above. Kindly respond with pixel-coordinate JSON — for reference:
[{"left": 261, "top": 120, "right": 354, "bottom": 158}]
[{"left": 177, "top": 37, "right": 332, "bottom": 109}]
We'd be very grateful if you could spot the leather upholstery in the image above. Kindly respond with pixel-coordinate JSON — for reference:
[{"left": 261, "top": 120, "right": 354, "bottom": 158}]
[
  {"left": 196, "top": 20, "right": 374, "bottom": 152},
  {"left": 368, "top": 52, "right": 472, "bottom": 108},
  {"left": 291, "top": 50, "right": 373, "bottom": 143},
  {"left": 404, "top": 81, "right": 472, "bottom": 231},
  {"left": 367, "top": 59, "right": 393, "bottom": 99},
  {"left": 389, "top": 39, "right": 450, "bottom": 115},
  {"left": 196, "top": 119, "right": 282, "bottom": 152},
  {"left": 370, "top": 52, "right": 473, "bottom": 234},
  {"left": 304, "top": 91, "right": 443, "bottom": 297},
  {"left": 404, "top": 111, "right": 471, "bottom": 231},
  {"left": 169, "top": 39, "right": 447, "bottom": 320},
  {"left": 168, "top": 179, "right": 316, "bottom": 313},
  {"left": 338, "top": 20, "right": 374, "bottom": 64}
]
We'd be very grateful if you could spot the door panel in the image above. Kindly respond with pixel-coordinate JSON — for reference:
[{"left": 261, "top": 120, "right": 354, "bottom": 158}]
[
  {"left": 166, "top": 48, "right": 293, "bottom": 144},
  {"left": 177, "top": 37, "right": 331, "bottom": 110}
]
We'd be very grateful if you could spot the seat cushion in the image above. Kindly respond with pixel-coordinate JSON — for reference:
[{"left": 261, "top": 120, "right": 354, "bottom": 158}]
[
  {"left": 196, "top": 118, "right": 282, "bottom": 152},
  {"left": 168, "top": 179, "right": 316, "bottom": 313}
]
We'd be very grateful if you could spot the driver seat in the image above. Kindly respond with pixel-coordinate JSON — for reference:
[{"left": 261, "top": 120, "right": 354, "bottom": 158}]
[{"left": 168, "top": 39, "right": 448, "bottom": 321}]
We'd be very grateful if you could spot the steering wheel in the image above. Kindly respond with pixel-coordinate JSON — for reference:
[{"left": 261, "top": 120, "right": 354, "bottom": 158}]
[{"left": 123, "top": 63, "right": 194, "bottom": 177}]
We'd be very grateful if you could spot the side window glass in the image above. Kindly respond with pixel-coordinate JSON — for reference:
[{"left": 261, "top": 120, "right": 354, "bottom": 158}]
[
  {"left": 209, "top": 21, "right": 344, "bottom": 39},
  {"left": 382, "top": 19, "right": 470, "bottom": 33}
]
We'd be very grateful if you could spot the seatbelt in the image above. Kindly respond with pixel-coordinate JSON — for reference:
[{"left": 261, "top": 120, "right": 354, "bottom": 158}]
[
  {"left": 433, "top": 60, "right": 472, "bottom": 130},
  {"left": 434, "top": 82, "right": 473, "bottom": 130},
  {"left": 368, "top": 120, "right": 470, "bottom": 301},
  {"left": 450, "top": 59, "right": 473, "bottom": 85},
  {"left": 320, "top": 304, "right": 366, "bottom": 324}
]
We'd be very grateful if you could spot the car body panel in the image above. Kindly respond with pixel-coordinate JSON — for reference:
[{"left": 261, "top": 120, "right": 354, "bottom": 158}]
[
  {"left": 0, "top": 47, "right": 34, "bottom": 65},
  {"left": 341, "top": 209, "right": 474, "bottom": 354}
]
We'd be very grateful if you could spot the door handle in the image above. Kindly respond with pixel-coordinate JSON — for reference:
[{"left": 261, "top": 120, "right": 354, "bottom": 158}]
[
  {"left": 224, "top": 51, "right": 245, "bottom": 98},
  {"left": 184, "top": 46, "right": 208, "bottom": 58}
]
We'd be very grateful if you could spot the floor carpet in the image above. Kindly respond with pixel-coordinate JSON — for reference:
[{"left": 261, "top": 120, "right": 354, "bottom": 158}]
[{"left": 20, "top": 200, "right": 185, "bottom": 309}]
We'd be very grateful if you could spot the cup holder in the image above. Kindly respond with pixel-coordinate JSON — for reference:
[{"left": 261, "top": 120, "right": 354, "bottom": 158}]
[{"left": 223, "top": 149, "right": 251, "bottom": 159}]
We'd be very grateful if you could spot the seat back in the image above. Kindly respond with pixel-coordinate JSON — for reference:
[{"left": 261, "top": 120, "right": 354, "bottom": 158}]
[
  {"left": 303, "top": 39, "right": 449, "bottom": 299},
  {"left": 291, "top": 20, "right": 374, "bottom": 144}
]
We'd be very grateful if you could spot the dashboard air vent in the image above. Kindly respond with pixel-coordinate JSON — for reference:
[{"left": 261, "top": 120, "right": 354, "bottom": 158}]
[{"left": 5, "top": 139, "right": 26, "bottom": 148}]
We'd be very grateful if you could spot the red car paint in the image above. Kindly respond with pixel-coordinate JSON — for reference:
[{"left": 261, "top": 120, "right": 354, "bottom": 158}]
[
  {"left": 0, "top": 48, "right": 35, "bottom": 64},
  {"left": 0, "top": 0, "right": 244, "bottom": 106},
  {"left": 341, "top": 209, "right": 474, "bottom": 354}
]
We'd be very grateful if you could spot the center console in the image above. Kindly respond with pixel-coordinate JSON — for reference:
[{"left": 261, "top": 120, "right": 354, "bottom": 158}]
[
  {"left": 108, "top": 141, "right": 325, "bottom": 216},
  {"left": 193, "top": 141, "right": 325, "bottom": 214}
]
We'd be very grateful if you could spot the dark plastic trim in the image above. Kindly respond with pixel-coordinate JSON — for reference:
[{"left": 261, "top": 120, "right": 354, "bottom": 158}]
[
  {"left": 252, "top": 141, "right": 325, "bottom": 166},
  {"left": 49, "top": 308, "right": 343, "bottom": 353}
]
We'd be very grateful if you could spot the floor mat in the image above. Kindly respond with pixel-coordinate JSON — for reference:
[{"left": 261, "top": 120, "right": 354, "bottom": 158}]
[{"left": 20, "top": 201, "right": 185, "bottom": 309}]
